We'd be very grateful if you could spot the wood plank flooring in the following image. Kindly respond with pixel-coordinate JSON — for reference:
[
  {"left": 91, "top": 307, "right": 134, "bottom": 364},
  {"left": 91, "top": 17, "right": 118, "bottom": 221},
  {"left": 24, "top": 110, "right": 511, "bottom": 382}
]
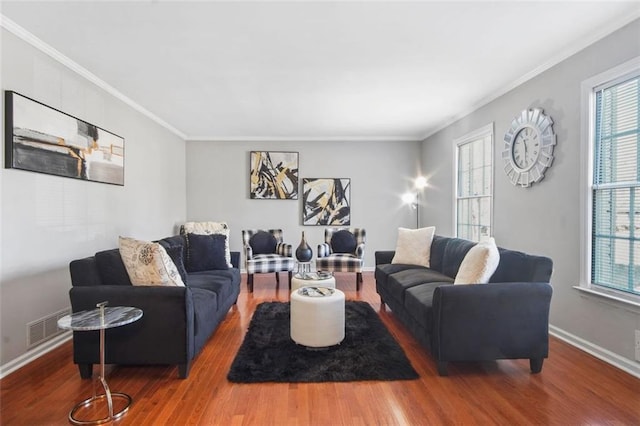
[{"left": 1, "top": 272, "right": 639, "bottom": 425}]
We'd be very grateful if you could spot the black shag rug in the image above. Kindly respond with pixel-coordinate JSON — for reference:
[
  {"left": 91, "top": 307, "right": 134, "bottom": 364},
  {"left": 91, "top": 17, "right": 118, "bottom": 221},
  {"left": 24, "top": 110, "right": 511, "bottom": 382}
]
[{"left": 227, "top": 301, "right": 419, "bottom": 383}]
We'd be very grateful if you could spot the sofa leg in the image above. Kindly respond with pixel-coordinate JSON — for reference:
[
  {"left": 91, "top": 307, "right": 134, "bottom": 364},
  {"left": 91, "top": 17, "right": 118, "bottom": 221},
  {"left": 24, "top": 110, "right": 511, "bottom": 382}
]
[
  {"left": 437, "top": 361, "right": 449, "bottom": 376},
  {"left": 78, "top": 363, "right": 93, "bottom": 379},
  {"left": 247, "top": 274, "right": 254, "bottom": 292},
  {"left": 530, "top": 357, "right": 544, "bottom": 374},
  {"left": 356, "top": 272, "right": 363, "bottom": 291},
  {"left": 178, "top": 362, "right": 191, "bottom": 379}
]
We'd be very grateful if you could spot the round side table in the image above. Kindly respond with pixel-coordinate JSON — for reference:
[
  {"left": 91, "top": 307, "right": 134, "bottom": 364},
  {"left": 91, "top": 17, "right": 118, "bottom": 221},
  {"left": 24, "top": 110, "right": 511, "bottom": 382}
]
[
  {"left": 58, "top": 302, "right": 143, "bottom": 425},
  {"left": 291, "top": 272, "right": 336, "bottom": 291}
]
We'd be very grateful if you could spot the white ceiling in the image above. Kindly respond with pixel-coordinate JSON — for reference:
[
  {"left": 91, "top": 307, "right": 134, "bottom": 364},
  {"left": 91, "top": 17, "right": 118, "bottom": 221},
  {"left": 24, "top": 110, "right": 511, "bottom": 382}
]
[{"left": 1, "top": 1, "right": 639, "bottom": 141}]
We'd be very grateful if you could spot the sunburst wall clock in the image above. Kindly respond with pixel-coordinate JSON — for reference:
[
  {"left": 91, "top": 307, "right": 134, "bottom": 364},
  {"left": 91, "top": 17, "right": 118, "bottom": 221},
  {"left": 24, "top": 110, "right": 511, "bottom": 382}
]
[{"left": 502, "top": 108, "right": 556, "bottom": 187}]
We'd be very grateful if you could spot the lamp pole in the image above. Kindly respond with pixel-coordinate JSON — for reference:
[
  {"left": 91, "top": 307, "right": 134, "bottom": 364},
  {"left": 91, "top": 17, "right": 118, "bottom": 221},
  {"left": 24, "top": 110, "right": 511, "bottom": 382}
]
[{"left": 415, "top": 192, "right": 419, "bottom": 229}]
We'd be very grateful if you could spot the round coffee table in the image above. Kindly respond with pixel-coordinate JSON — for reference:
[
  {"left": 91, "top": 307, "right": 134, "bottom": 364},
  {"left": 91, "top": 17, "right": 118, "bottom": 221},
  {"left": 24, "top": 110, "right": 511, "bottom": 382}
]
[
  {"left": 291, "top": 272, "right": 336, "bottom": 291},
  {"left": 58, "top": 302, "right": 142, "bottom": 425},
  {"left": 290, "top": 286, "right": 345, "bottom": 348}
]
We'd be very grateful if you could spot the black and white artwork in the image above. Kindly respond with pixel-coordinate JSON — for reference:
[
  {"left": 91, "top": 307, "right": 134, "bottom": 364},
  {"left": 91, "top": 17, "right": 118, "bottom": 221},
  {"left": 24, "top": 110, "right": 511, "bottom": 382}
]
[
  {"left": 4, "top": 91, "right": 124, "bottom": 185},
  {"left": 302, "top": 178, "right": 351, "bottom": 225},
  {"left": 250, "top": 151, "right": 298, "bottom": 199}
]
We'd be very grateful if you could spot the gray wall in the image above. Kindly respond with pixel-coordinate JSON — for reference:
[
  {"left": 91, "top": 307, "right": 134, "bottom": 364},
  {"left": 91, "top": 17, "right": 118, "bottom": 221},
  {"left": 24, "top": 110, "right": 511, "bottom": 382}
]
[
  {"left": 421, "top": 20, "right": 640, "bottom": 371},
  {"left": 186, "top": 139, "right": 421, "bottom": 268},
  {"left": 0, "top": 30, "right": 187, "bottom": 367}
]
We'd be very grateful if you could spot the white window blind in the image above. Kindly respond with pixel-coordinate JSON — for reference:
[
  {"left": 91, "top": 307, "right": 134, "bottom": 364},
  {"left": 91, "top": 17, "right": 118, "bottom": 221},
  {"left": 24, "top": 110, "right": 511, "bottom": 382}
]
[
  {"left": 456, "top": 125, "right": 493, "bottom": 242},
  {"left": 592, "top": 74, "right": 640, "bottom": 295}
]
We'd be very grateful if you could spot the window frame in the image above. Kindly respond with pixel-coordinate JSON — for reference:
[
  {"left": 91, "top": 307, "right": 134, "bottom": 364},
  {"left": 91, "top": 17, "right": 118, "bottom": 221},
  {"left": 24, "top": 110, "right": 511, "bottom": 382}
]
[
  {"left": 579, "top": 56, "right": 640, "bottom": 308},
  {"left": 453, "top": 123, "right": 494, "bottom": 242}
]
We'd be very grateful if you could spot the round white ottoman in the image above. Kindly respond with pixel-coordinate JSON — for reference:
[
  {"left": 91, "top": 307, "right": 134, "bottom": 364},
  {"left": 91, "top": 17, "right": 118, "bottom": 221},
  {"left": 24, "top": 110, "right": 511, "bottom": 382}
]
[
  {"left": 291, "top": 273, "right": 336, "bottom": 291},
  {"left": 290, "top": 287, "right": 345, "bottom": 348}
]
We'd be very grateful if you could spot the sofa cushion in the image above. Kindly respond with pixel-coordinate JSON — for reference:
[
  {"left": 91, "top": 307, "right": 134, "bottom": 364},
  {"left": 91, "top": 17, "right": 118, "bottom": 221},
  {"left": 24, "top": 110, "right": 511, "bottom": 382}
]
[
  {"left": 442, "top": 238, "right": 477, "bottom": 278},
  {"left": 249, "top": 231, "right": 277, "bottom": 255},
  {"left": 185, "top": 233, "right": 228, "bottom": 272},
  {"left": 455, "top": 238, "right": 500, "bottom": 285},
  {"left": 331, "top": 230, "right": 357, "bottom": 253},
  {"left": 387, "top": 268, "right": 453, "bottom": 303},
  {"left": 95, "top": 249, "right": 132, "bottom": 286},
  {"left": 158, "top": 235, "right": 187, "bottom": 262},
  {"left": 182, "top": 221, "right": 233, "bottom": 268},
  {"left": 392, "top": 227, "right": 435, "bottom": 267},
  {"left": 374, "top": 263, "right": 424, "bottom": 287},
  {"left": 118, "top": 236, "right": 185, "bottom": 287},
  {"left": 187, "top": 271, "right": 236, "bottom": 310},
  {"left": 164, "top": 245, "right": 188, "bottom": 284},
  {"left": 429, "top": 235, "right": 449, "bottom": 273},
  {"left": 404, "top": 282, "right": 450, "bottom": 331}
]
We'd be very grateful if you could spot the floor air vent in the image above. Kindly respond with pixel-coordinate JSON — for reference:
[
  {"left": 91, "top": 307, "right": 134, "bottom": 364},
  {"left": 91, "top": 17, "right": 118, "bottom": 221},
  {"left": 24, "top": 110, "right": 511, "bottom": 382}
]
[{"left": 27, "top": 308, "right": 71, "bottom": 348}]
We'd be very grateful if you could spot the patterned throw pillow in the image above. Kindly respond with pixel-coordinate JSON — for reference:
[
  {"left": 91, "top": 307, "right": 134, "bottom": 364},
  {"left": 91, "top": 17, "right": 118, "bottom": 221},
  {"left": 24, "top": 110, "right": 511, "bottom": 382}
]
[
  {"left": 391, "top": 227, "right": 435, "bottom": 268},
  {"left": 119, "top": 236, "right": 185, "bottom": 286},
  {"left": 182, "top": 221, "right": 232, "bottom": 267}
]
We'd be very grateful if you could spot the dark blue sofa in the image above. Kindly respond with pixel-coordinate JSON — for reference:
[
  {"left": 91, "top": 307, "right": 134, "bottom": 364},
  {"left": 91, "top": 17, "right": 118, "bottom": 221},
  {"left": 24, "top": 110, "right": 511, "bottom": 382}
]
[
  {"left": 68, "top": 234, "right": 240, "bottom": 379},
  {"left": 375, "top": 235, "right": 553, "bottom": 376}
]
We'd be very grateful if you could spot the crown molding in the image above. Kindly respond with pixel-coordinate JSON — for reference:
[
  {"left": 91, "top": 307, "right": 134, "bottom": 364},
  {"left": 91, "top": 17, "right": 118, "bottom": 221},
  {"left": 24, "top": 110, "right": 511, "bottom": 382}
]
[
  {"left": 0, "top": 14, "right": 187, "bottom": 140},
  {"left": 419, "top": 11, "right": 640, "bottom": 142},
  {"left": 186, "top": 135, "right": 422, "bottom": 142}
]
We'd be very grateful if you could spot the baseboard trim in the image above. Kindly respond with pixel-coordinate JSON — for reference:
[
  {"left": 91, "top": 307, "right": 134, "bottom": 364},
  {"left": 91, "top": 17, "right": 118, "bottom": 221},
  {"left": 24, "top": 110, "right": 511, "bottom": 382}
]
[
  {"left": 0, "top": 332, "right": 72, "bottom": 379},
  {"left": 549, "top": 325, "right": 640, "bottom": 379}
]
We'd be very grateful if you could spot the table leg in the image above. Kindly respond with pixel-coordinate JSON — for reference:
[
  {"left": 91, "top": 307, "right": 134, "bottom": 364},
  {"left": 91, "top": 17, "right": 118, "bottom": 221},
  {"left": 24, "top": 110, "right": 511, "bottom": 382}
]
[{"left": 68, "top": 319, "right": 132, "bottom": 425}]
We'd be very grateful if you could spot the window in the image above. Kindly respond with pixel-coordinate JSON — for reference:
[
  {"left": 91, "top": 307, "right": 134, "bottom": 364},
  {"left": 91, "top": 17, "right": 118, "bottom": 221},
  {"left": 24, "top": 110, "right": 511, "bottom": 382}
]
[
  {"left": 582, "top": 57, "right": 640, "bottom": 302},
  {"left": 455, "top": 124, "right": 493, "bottom": 242}
]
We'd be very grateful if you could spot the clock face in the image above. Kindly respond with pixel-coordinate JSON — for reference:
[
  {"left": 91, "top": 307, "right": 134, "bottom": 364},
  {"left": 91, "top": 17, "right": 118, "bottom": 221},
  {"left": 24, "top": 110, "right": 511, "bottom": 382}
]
[
  {"left": 511, "top": 126, "right": 540, "bottom": 170},
  {"left": 503, "top": 108, "right": 556, "bottom": 187}
]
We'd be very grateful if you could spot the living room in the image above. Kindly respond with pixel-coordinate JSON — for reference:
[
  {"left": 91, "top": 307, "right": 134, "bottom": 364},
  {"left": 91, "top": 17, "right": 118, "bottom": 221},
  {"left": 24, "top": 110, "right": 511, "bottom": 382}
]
[{"left": 1, "top": 1, "right": 640, "bottom": 424}]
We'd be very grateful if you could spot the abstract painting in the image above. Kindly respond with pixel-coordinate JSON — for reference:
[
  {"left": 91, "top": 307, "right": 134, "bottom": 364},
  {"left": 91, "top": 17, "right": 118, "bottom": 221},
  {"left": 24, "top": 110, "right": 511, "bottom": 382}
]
[
  {"left": 4, "top": 91, "right": 124, "bottom": 185},
  {"left": 302, "top": 178, "right": 351, "bottom": 225},
  {"left": 250, "top": 151, "right": 298, "bottom": 199}
]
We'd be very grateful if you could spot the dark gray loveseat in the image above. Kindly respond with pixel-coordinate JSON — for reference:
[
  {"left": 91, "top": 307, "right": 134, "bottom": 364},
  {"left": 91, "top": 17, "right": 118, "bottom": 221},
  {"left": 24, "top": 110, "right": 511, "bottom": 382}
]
[
  {"left": 375, "top": 235, "right": 553, "bottom": 376},
  {"left": 68, "top": 234, "right": 241, "bottom": 379}
]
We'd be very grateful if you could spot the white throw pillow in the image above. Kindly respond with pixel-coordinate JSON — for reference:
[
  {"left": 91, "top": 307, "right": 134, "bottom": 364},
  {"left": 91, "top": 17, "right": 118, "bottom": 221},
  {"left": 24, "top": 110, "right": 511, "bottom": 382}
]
[
  {"left": 183, "top": 221, "right": 232, "bottom": 268},
  {"left": 119, "top": 236, "right": 185, "bottom": 287},
  {"left": 454, "top": 237, "right": 500, "bottom": 285},
  {"left": 391, "top": 227, "right": 435, "bottom": 268}
]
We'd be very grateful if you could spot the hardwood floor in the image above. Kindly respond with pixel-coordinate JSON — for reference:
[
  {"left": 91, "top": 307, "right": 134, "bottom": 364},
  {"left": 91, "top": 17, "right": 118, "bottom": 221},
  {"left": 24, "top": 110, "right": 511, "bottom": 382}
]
[{"left": 2, "top": 272, "right": 639, "bottom": 425}]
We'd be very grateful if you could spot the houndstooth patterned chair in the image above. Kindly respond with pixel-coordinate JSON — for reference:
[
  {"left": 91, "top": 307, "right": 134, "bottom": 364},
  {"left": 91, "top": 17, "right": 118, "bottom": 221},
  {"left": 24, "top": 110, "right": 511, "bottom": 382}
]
[
  {"left": 316, "top": 228, "right": 366, "bottom": 290},
  {"left": 241, "top": 229, "right": 295, "bottom": 292}
]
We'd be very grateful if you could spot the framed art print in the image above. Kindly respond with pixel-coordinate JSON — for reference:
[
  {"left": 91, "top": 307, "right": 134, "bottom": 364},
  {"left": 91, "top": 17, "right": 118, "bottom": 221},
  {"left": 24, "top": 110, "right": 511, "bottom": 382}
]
[
  {"left": 249, "top": 151, "right": 299, "bottom": 199},
  {"left": 4, "top": 91, "right": 124, "bottom": 185},
  {"left": 302, "top": 178, "right": 351, "bottom": 225}
]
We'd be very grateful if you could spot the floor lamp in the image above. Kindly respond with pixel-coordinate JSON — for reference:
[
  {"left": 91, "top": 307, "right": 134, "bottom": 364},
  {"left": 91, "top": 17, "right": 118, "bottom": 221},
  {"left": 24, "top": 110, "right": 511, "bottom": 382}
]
[{"left": 402, "top": 176, "right": 427, "bottom": 229}]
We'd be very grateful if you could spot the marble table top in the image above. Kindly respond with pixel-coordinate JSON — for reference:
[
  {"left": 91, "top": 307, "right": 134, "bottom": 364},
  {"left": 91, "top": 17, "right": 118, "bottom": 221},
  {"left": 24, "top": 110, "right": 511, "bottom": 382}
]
[{"left": 58, "top": 306, "right": 143, "bottom": 331}]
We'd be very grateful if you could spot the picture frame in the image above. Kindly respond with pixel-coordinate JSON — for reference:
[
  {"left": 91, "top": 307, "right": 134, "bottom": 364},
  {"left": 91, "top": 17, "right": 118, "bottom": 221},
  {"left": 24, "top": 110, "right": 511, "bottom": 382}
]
[
  {"left": 249, "top": 151, "right": 299, "bottom": 199},
  {"left": 302, "top": 178, "right": 351, "bottom": 225},
  {"left": 4, "top": 91, "right": 124, "bottom": 186}
]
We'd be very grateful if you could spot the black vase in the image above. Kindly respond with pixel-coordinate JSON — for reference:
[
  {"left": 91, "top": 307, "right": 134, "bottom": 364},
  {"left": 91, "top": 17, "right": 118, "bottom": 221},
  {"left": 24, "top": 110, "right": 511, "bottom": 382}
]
[{"left": 295, "top": 231, "right": 313, "bottom": 262}]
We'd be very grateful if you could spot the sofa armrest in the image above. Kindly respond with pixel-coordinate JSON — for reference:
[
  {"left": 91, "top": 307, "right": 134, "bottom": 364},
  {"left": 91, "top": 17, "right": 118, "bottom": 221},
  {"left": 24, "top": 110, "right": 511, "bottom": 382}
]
[
  {"left": 230, "top": 251, "right": 240, "bottom": 269},
  {"left": 68, "top": 285, "right": 195, "bottom": 372},
  {"left": 375, "top": 251, "right": 395, "bottom": 265},
  {"left": 431, "top": 282, "right": 552, "bottom": 364}
]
